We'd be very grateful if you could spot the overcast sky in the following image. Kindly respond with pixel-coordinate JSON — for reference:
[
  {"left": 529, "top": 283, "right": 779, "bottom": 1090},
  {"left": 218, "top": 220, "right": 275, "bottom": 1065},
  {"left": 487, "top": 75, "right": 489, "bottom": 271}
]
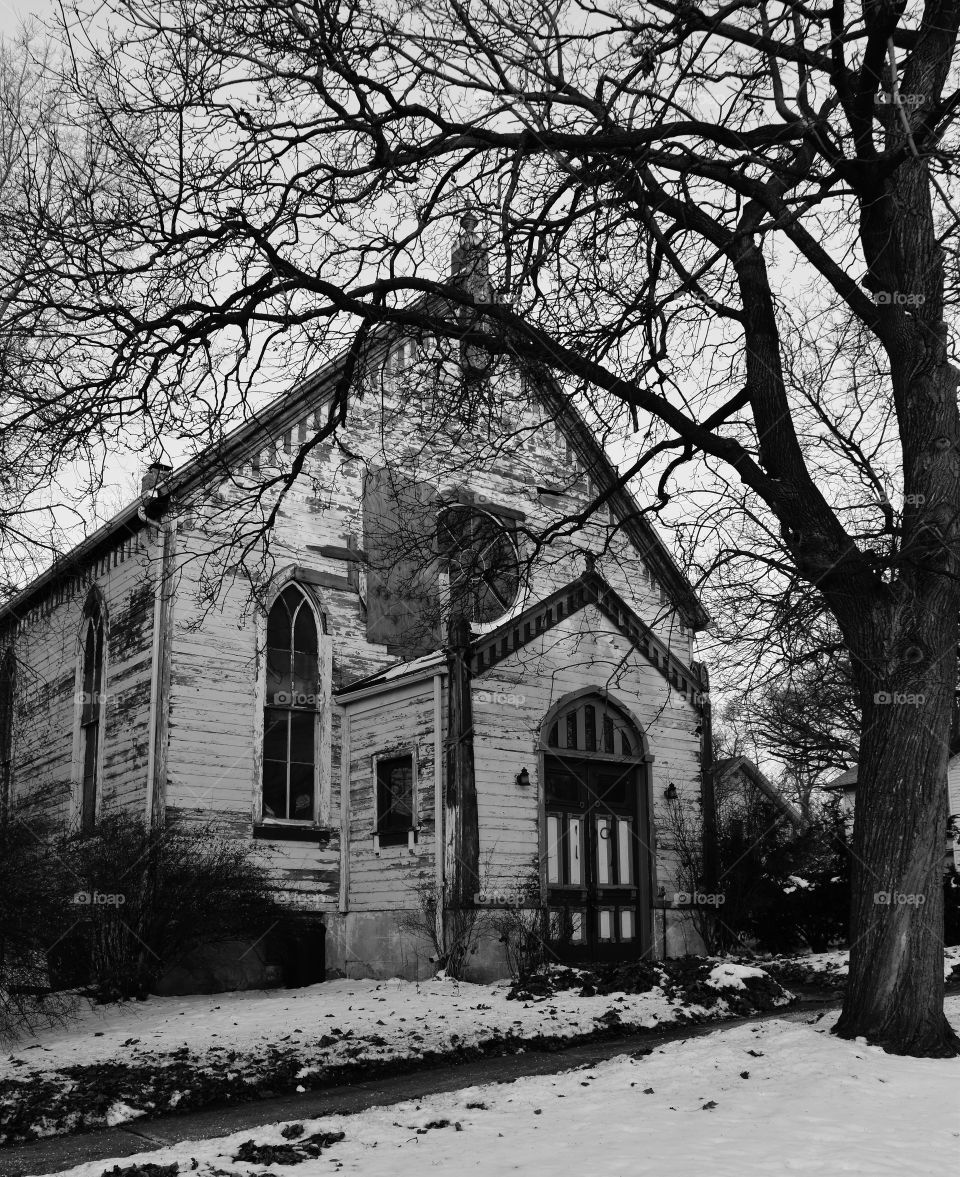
[{"left": 0, "top": 0, "right": 49, "bottom": 40}]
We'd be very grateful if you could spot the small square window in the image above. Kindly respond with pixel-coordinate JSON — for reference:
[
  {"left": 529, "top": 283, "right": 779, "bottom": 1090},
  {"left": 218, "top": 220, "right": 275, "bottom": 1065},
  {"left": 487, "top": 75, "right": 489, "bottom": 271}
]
[{"left": 376, "top": 753, "right": 415, "bottom": 845}]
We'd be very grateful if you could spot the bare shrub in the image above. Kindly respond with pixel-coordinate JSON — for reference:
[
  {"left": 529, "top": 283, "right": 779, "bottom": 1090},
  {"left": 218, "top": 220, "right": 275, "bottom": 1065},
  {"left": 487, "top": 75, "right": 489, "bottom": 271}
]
[
  {"left": 490, "top": 870, "right": 546, "bottom": 983},
  {"left": 398, "top": 868, "right": 494, "bottom": 980},
  {"left": 0, "top": 819, "right": 78, "bottom": 1041},
  {"left": 60, "top": 814, "right": 283, "bottom": 1001}
]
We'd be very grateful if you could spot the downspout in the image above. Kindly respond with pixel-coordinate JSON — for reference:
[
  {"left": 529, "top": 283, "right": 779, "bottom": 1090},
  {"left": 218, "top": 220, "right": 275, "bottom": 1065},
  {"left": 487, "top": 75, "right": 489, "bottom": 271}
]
[
  {"left": 445, "top": 615, "right": 479, "bottom": 907},
  {"left": 339, "top": 707, "right": 351, "bottom": 914},
  {"left": 698, "top": 663, "right": 720, "bottom": 894},
  {"left": 143, "top": 528, "right": 163, "bottom": 827},
  {"left": 145, "top": 513, "right": 177, "bottom": 828},
  {"left": 433, "top": 671, "right": 444, "bottom": 945}
]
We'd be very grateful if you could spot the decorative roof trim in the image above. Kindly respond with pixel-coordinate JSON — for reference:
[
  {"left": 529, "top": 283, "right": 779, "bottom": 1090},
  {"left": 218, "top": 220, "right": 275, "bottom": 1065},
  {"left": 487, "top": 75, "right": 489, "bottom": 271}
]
[{"left": 470, "top": 569, "right": 705, "bottom": 707}]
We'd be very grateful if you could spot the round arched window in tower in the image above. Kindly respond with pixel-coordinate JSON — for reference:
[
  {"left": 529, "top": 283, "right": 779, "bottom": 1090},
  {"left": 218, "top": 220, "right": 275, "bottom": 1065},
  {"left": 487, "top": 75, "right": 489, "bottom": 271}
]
[{"left": 438, "top": 504, "right": 521, "bottom": 625}]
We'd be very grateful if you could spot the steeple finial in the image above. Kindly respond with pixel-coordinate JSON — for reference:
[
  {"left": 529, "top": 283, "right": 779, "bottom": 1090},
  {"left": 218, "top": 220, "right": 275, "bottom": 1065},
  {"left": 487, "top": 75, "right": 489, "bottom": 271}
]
[{"left": 450, "top": 207, "right": 490, "bottom": 301}]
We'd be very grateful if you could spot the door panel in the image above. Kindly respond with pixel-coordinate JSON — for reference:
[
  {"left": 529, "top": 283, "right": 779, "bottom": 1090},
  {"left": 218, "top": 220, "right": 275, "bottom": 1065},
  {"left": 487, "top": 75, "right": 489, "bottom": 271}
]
[{"left": 544, "top": 755, "right": 651, "bottom": 960}]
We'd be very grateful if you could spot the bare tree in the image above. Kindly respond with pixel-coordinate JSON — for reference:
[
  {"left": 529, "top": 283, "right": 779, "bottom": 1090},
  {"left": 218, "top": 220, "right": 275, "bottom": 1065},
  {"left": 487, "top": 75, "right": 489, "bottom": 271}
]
[
  {"left": 713, "top": 654, "right": 860, "bottom": 819},
  {"left": 10, "top": 0, "right": 960, "bottom": 1054},
  {"left": 0, "top": 25, "right": 138, "bottom": 590}
]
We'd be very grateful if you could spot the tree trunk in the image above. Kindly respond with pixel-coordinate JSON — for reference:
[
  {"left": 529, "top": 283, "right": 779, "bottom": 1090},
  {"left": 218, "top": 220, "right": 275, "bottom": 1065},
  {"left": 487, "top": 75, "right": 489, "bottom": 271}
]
[
  {"left": 834, "top": 641, "right": 960, "bottom": 1056},
  {"left": 833, "top": 100, "right": 960, "bottom": 1051}
]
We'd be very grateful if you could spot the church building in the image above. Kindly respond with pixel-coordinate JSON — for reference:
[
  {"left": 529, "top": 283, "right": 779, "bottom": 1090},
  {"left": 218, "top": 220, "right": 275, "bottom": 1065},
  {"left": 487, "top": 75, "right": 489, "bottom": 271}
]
[{"left": 0, "top": 218, "right": 714, "bottom": 986}]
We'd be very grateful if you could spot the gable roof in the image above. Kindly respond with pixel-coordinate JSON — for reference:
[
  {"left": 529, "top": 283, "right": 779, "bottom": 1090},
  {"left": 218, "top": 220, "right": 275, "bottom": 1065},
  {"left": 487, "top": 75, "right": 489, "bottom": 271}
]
[
  {"left": 337, "top": 568, "right": 705, "bottom": 706},
  {"left": 0, "top": 316, "right": 707, "bottom": 631},
  {"left": 712, "top": 756, "right": 805, "bottom": 829}
]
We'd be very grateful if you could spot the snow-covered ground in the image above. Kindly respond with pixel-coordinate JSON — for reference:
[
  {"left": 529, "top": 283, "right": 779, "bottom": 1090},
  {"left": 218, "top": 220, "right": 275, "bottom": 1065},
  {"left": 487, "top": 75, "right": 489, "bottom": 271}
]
[
  {"left": 37, "top": 996, "right": 960, "bottom": 1177},
  {"left": 4, "top": 949, "right": 957, "bottom": 1149},
  {"left": 0, "top": 970, "right": 761, "bottom": 1080},
  {"left": 0, "top": 965, "right": 790, "bottom": 1142}
]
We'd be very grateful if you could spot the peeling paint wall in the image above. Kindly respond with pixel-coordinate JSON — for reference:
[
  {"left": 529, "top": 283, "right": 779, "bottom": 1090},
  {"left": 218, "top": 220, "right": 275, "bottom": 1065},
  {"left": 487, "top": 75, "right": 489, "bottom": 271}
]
[{"left": 4, "top": 532, "right": 158, "bottom": 830}]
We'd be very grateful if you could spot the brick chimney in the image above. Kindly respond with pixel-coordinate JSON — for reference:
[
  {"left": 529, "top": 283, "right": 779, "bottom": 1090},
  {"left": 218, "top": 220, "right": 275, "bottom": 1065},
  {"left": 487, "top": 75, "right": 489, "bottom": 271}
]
[{"left": 140, "top": 461, "right": 172, "bottom": 496}]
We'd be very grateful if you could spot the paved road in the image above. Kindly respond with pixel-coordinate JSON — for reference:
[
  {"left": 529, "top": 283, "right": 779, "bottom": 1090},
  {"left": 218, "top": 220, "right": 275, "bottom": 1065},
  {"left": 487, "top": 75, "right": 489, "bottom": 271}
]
[{"left": 0, "top": 999, "right": 837, "bottom": 1177}]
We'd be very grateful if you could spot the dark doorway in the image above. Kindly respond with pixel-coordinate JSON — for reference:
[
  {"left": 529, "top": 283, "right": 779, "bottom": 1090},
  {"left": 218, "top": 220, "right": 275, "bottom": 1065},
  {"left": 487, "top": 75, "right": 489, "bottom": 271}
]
[{"left": 542, "top": 697, "right": 653, "bottom": 961}]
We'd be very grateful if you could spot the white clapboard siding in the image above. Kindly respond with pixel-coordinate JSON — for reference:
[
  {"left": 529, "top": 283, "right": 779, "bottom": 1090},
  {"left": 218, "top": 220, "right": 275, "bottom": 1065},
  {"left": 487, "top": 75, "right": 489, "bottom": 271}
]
[
  {"left": 470, "top": 604, "right": 701, "bottom": 897},
  {"left": 345, "top": 681, "right": 439, "bottom": 912}
]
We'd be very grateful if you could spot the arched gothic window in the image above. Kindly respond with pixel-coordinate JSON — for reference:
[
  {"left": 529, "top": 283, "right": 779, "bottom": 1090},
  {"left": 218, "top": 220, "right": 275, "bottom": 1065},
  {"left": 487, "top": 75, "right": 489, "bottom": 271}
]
[
  {"left": 262, "top": 585, "right": 325, "bottom": 822},
  {"left": 78, "top": 595, "right": 106, "bottom": 832}
]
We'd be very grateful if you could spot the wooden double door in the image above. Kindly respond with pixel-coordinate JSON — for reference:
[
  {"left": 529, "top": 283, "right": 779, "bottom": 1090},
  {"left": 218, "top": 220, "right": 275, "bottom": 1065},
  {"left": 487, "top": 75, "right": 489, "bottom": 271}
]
[{"left": 543, "top": 754, "right": 652, "bottom": 960}]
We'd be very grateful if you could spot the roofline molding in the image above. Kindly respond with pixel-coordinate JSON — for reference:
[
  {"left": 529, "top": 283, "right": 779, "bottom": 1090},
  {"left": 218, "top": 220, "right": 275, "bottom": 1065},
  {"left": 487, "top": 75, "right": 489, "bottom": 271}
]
[
  {"left": 335, "top": 570, "right": 705, "bottom": 707},
  {"left": 534, "top": 374, "right": 709, "bottom": 631}
]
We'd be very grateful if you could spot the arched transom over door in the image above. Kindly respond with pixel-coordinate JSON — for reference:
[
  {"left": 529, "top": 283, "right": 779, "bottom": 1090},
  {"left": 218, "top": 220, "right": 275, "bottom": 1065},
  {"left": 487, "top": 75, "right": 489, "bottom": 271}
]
[{"left": 541, "top": 695, "right": 652, "bottom": 961}]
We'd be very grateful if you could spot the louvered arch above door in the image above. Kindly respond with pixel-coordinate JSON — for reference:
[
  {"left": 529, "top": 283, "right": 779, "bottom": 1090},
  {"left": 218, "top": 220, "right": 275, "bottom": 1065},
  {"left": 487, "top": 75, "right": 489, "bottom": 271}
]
[{"left": 542, "top": 693, "right": 646, "bottom": 759}]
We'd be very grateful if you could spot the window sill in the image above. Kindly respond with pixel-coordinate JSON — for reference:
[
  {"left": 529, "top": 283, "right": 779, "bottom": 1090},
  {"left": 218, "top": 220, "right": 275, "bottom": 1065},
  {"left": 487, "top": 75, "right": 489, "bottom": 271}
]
[
  {"left": 253, "top": 823, "right": 332, "bottom": 845},
  {"left": 376, "top": 831, "right": 413, "bottom": 848},
  {"left": 372, "top": 828, "right": 420, "bottom": 856}
]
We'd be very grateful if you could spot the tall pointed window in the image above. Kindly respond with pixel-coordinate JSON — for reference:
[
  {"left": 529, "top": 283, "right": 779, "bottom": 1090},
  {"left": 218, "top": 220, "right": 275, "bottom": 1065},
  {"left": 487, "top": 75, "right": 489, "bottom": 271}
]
[
  {"left": 263, "top": 585, "right": 323, "bottom": 822},
  {"left": 0, "top": 648, "right": 14, "bottom": 823},
  {"left": 79, "top": 596, "right": 105, "bottom": 833}
]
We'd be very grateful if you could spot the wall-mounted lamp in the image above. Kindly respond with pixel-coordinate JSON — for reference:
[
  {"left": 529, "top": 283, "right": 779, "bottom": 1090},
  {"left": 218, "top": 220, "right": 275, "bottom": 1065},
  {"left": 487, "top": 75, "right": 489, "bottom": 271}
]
[
  {"left": 516, "top": 767, "right": 531, "bottom": 787},
  {"left": 663, "top": 782, "right": 678, "bottom": 800}
]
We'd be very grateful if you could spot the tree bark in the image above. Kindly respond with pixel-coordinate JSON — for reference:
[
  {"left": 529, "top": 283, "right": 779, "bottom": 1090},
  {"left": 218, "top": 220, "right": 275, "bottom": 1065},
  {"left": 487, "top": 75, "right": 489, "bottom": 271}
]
[{"left": 833, "top": 611, "right": 960, "bottom": 1056}]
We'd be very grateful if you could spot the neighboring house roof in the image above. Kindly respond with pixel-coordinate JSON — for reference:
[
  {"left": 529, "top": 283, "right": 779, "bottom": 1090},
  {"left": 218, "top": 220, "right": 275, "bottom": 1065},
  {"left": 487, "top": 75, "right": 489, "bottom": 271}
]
[
  {"left": 826, "top": 758, "right": 960, "bottom": 823},
  {"left": 0, "top": 312, "right": 708, "bottom": 632},
  {"left": 823, "top": 766, "right": 858, "bottom": 792},
  {"left": 337, "top": 568, "right": 706, "bottom": 706},
  {"left": 712, "top": 755, "right": 805, "bottom": 829}
]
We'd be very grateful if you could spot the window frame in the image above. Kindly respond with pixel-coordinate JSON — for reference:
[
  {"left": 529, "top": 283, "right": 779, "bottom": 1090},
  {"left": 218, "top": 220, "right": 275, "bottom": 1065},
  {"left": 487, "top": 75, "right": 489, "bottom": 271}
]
[
  {"left": 0, "top": 648, "right": 14, "bottom": 823},
  {"left": 372, "top": 747, "right": 419, "bottom": 851},
  {"left": 257, "top": 581, "right": 330, "bottom": 829},
  {"left": 73, "top": 592, "right": 108, "bottom": 834}
]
